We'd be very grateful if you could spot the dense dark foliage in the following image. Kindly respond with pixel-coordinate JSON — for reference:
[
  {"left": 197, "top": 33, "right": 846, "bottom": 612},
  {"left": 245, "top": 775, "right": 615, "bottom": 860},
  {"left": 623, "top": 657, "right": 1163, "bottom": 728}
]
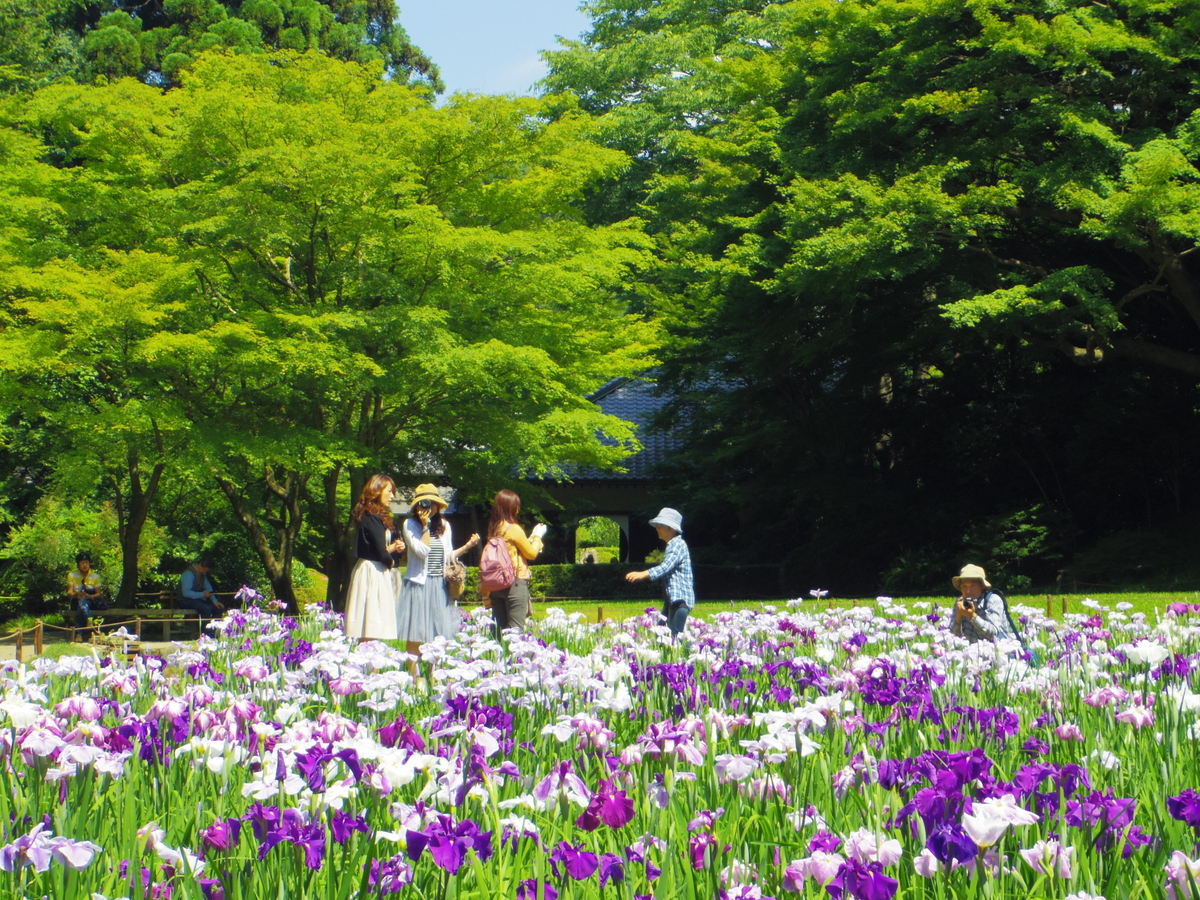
[{"left": 546, "top": 0, "right": 1200, "bottom": 592}]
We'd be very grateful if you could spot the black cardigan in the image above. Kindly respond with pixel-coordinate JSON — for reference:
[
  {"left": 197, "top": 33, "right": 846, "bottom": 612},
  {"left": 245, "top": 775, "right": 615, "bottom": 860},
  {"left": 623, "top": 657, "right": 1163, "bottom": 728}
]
[{"left": 355, "top": 514, "right": 401, "bottom": 568}]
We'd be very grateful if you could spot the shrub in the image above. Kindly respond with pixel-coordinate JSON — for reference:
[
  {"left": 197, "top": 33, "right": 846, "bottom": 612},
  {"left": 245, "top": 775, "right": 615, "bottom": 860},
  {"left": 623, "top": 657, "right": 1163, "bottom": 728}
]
[
  {"left": 0, "top": 496, "right": 168, "bottom": 610},
  {"left": 453, "top": 563, "right": 788, "bottom": 603}
]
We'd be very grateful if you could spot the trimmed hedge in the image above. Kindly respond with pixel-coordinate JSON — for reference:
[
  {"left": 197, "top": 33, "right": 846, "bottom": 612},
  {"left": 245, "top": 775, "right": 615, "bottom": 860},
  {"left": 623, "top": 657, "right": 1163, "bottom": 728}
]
[{"left": 454, "top": 562, "right": 789, "bottom": 603}]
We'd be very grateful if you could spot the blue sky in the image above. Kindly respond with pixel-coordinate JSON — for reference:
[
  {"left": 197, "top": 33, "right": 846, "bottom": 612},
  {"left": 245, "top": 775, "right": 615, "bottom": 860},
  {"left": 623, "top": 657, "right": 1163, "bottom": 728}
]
[{"left": 398, "top": 1, "right": 593, "bottom": 97}]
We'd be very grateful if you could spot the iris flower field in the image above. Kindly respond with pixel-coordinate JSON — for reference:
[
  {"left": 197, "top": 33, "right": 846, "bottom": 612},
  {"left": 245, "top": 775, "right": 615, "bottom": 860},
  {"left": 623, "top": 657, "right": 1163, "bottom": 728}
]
[{"left": 3, "top": 595, "right": 1200, "bottom": 900}]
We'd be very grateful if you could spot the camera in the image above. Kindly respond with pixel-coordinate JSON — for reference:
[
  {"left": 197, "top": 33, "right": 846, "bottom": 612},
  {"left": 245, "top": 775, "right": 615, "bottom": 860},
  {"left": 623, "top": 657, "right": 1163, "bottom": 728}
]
[
  {"left": 962, "top": 599, "right": 975, "bottom": 611},
  {"left": 416, "top": 498, "right": 434, "bottom": 511}
]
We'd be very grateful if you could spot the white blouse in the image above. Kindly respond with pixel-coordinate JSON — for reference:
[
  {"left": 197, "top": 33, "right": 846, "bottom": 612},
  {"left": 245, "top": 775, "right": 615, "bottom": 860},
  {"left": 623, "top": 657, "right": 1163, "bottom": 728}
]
[{"left": 401, "top": 517, "right": 453, "bottom": 585}]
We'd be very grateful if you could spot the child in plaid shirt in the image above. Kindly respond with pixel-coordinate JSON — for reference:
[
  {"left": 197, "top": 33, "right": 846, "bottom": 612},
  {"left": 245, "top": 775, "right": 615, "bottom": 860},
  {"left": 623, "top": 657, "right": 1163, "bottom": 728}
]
[{"left": 625, "top": 508, "right": 694, "bottom": 637}]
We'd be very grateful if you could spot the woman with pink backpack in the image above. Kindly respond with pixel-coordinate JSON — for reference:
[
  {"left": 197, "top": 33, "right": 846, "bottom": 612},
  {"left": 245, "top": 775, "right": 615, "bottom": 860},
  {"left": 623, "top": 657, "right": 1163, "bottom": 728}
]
[{"left": 479, "top": 489, "right": 546, "bottom": 635}]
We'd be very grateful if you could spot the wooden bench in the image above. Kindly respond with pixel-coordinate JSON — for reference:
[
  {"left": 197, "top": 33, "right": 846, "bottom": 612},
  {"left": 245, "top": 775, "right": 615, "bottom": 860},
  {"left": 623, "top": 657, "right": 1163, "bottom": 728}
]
[{"left": 66, "top": 590, "right": 241, "bottom": 642}]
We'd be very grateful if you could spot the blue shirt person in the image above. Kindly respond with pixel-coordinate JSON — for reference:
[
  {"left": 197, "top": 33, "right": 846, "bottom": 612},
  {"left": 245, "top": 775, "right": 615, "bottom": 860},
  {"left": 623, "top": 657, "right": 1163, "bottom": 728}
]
[
  {"left": 177, "top": 557, "right": 226, "bottom": 621},
  {"left": 625, "top": 508, "right": 694, "bottom": 637}
]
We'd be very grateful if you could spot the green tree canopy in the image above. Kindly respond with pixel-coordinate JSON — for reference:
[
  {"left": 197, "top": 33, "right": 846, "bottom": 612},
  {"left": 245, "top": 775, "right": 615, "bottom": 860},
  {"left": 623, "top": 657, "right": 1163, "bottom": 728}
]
[
  {"left": 1, "top": 51, "right": 656, "bottom": 607},
  {"left": 546, "top": 0, "right": 1200, "bottom": 588},
  {"left": 0, "top": 0, "right": 440, "bottom": 90}
]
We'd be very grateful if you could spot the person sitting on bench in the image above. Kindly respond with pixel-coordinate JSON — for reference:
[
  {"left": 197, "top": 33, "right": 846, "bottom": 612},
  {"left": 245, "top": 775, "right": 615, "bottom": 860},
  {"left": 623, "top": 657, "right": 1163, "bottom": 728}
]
[
  {"left": 68, "top": 552, "right": 106, "bottom": 629},
  {"left": 177, "top": 557, "right": 226, "bottom": 620}
]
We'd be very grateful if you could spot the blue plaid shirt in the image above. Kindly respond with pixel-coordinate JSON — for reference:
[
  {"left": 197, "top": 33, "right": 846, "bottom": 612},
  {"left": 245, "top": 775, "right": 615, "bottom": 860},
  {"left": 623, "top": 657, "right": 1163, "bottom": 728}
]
[{"left": 646, "top": 536, "right": 695, "bottom": 609}]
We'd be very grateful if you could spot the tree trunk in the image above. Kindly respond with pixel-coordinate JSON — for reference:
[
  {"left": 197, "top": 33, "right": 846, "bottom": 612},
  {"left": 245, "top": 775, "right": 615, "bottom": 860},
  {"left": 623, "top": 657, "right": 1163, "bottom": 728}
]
[
  {"left": 324, "top": 466, "right": 366, "bottom": 609},
  {"left": 114, "top": 447, "right": 166, "bottom": 605},
  {"left": 216, "top": 475, "right": 300, "bottom": 614}
]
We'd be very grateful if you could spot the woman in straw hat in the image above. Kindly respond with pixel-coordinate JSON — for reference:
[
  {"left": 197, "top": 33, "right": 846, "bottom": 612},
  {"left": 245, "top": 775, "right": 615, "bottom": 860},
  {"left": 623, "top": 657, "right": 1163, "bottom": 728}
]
[
  {"left": 949, "top": 563, "right": 1019, "bottom": 643},
  {"left": 398, "top": 484, "right": 479, "bottom": 659},
  {"left": 344, "top": 475, "right": 405, "bottom": 642}
]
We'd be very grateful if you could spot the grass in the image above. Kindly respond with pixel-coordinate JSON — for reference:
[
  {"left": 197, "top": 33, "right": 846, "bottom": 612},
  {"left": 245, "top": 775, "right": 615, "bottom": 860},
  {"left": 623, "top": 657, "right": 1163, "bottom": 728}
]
[{"left": 2, "top": 590, "right": 1196, "bottom": 658}]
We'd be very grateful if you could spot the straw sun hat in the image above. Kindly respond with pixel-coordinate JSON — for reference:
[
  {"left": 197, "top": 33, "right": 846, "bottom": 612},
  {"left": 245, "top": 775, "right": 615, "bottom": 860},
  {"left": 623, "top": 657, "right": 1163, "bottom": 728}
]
[
  {"left": 951, "top": 564, "right": 991, "bottom": 591},
  {"left": 411, "top": 483, "right": 448, "bottom": 510}
]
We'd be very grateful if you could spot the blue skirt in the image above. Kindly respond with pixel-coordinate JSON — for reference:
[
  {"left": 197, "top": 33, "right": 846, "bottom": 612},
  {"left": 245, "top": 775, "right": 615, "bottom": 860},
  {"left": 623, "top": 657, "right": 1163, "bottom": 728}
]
[{"left": 398, "top": 575, "right": 459, "bottom": 643}]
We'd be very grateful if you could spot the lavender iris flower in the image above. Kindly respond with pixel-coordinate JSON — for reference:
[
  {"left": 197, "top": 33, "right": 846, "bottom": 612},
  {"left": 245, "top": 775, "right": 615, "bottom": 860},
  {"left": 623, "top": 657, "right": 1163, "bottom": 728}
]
[
  {"left": 0, "top": 825, "right": 55, "bottom": 873},
  {"left": 49, "top": 837, "right": 103, "bottom": 870}
]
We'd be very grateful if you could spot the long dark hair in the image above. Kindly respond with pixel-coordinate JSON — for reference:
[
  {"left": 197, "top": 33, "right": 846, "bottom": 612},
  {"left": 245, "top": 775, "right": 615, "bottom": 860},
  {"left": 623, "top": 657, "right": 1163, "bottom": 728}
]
[
  {"left": 352, "top": 474, "right": 396, "bottom": 529},
  {"left": 488, "top": 489, "right": 521, "bottom": 537},
  {"left": 408, "top": 505, "right": 446, "bottom": 538}
]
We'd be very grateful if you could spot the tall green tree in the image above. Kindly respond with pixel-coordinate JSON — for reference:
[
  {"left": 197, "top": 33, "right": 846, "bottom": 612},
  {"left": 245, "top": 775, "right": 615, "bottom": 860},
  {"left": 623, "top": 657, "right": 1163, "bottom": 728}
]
[
  {"left": 0, "top": 0, "right": 440, "bottom": 90},
  {"left": 4, "top": 51, "right": 655, "bottom": 608},
  {"left": 546, "top": 0, "right": 1200, "bottom": 587}
]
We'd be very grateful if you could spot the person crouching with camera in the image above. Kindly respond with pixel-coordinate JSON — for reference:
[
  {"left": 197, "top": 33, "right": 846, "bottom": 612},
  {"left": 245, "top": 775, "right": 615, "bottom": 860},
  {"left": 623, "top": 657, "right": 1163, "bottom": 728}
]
[{"left": 949, "top": 563, "right": 1018, "bottom": 643}]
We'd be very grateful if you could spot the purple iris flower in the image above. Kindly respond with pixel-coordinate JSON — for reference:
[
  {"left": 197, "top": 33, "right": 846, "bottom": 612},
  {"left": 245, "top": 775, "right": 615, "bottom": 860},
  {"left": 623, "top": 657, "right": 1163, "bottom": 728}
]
[
  {"left": 576, "top": 781, "right": 636, "bottom": 831},
  {"left": 1169, "top": 790, "right": 1200, "bottom": 829},
  {"left": 809, "top": 831, "right": 842, "bottom": 853},
  {"left": 199, "top": 878, "right": 225, "bottom": 900},
  {"left": 367, "top": 854, "right": 413, "bottom": 894},
  {"left": 258, "top": 812, "right": 325, "bottom": 870},
  {"left": 826, "top": 859, "right": 898, "bottom": 900},
  {"left": 330, "top": 811, "right": 369, "bottom": 845},
  {"left": 1022, "top": 738, "right": 1050, "bottom": 756},
  {"left": 927, "top": 825, "right": 977, "bottom": 867},
  {"left": 242, "top": 803, "right": 281, "bottom": 842},
  {"left": 199, "top": 818, "right": 241, "bottom": 852},
  {"left": 599, "top": 852, "right": 625, "bottom": 888},
  {"left": 549, "top": 841, "right": 600, "bottom": 880},
  {"left": 378, "top": 716, "right": 426, "bottom": 752},
  {"left": 294, "top": 746, "right": 333, "bottom": 793},
  {"left": 689, "top": 832, "right": 717, "bottom": 870},
  {"left": 406, "top": 815, "right": 493, "bottom": 875},
  {"left": 516, "top": 880, "right": 559, "bottom": 900},
  {"left": 333, "top": 748, "right": 363, "bottom": 783}
]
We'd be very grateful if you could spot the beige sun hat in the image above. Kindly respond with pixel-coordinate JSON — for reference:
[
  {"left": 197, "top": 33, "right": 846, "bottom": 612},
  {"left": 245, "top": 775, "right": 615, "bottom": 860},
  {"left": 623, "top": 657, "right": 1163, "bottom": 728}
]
[
  {"left": 411, "top": 483, "right": 448, "bottom": 510},
  {"left": 951, "top": 563, "right": 991, "bottom": 591}
]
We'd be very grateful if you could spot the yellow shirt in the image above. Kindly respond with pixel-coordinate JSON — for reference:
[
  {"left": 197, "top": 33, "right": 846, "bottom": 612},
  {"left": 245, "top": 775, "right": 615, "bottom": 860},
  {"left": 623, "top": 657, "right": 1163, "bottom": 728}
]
[{"left": 501, "top": 523, "right": 542, "bottom": 580}]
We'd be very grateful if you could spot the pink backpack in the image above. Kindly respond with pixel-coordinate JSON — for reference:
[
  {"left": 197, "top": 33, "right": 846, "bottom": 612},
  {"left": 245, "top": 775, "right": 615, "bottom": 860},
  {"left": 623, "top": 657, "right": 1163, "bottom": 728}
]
[{"left": 479, "top": 532, "right": 516, "bottom": 593}]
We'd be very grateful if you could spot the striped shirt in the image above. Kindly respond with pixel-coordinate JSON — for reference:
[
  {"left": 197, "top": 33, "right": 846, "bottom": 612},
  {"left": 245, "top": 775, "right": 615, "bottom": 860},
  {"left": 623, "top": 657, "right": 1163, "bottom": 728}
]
[
  {"left": 646, "top": 536, "right": 695, "bottom": 609},
  {"left": 427, "top": 540, "right": 445, "bottom": 578},
  {"left": 68, "top": 570, "right": 101, "bottom": 596}
]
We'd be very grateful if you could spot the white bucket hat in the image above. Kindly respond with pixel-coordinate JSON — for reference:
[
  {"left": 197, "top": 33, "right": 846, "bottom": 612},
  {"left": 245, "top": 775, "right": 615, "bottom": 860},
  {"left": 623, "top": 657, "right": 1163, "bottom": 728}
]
[
  {"left": 951, "top": 563, "right": 991, "bottom": 591},
  {"left": 649, "top": 508, "right": 683, "bottom": 535}
]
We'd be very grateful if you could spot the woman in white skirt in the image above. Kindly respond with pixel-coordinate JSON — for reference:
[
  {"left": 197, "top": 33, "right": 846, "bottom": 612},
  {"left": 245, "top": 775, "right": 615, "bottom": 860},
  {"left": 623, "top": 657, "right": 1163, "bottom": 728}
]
[
  {"left": 398, "top": 483, "right": 479, "bottom": 660},
  {"left": 343, "top": 475, "right": 405, "bottom": 641}
]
